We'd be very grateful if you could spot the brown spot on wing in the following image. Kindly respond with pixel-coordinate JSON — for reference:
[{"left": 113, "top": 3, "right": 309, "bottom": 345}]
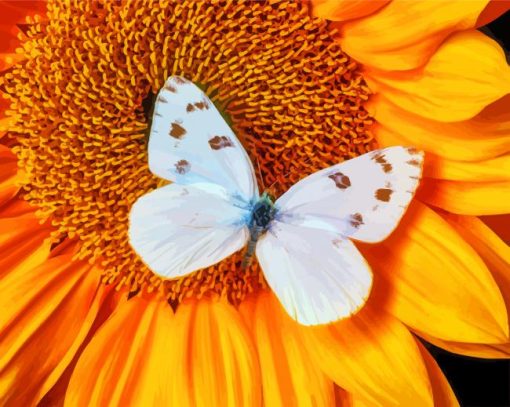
[
  {"left": 350, "top": 213, "right": 364, "bottom": 228},
  {"left": 169, "top": 122, "right": 186, "bottom": 139},
  {"left": 328, "top": 171, "right": 351, "bottom": 189},
  {"left": 175, "top": 159, "right": 191, "bottom": 174},
  {"left": 158, "top": 95, "right": 168, "bottom": 103},
  {"left": 407, "top": 147, "right": 420, "bottom": 155},
  {"left": 407, "top": 159, "right": 421, "bottom": 167},
  {"left": 174, "top": 77, "right": 187, "bottom": 84},
  {"left": 375, "top": 188, "right": 393, "bottom": 202},
  {"left": 164, "top": 84, "right": 177, "bottom": 93},
  {"left": 186, "top": 103, "right": 195, "bottom": 112},
  {"left": 209, "top": 135, "right": 233, "bottom": 150},
  {"left": 194, "top": 101, "right": 209, "bottom": 110},
  {"left": 372, "top": 152, "right": 392, "bottom": 173}
]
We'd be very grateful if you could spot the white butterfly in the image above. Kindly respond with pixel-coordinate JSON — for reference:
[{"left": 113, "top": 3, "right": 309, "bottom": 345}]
[{"left": 129, "top": 76, "right": 424, "bottom": 326}]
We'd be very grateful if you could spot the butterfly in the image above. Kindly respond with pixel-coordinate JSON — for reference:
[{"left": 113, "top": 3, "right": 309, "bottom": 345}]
[{"left": 128, "top": 76, "right": 424, "bottom": 326}]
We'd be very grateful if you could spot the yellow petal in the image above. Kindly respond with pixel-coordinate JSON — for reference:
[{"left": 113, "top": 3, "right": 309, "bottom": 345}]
[
  {"left": 419, "top": 179, "right": 510, "bottom": 215},
  {"left": 340, "top": 0, "right": 488, "bottom": 71},
  {"left": 189, "top": 299, "right": 261, "bottom": 407},
  {"left": 253, "top": 291, "right": 335, "bottom": 407},
  {"left": 370, "top": 95, "right": 510, "bottom": 162},
  {"left": 302, "top": 303, "right": 433, "bottom": 406},
  {"left": 367, "top": 30, "right": 510, "bottom": 122},
  {"left": 417, "top": 214, "right": 510, "bottom": 359},
  {"left": 66, "top": 297, "right": 260, "bottom": 407},
  {"left": 424, "top": 154, "right": 510, "bottom": 182},
  {"left": 420, "top": 334, "right": 510, "bottom": 359},
  {"left": 0, "top": 255, "right": 101, "bottom": 406},
  {"left": 311, "top": 0, "right": 389, "bottom": 22},
  {"left": 360, "top": 202, "right": 509, "bottom": 343},
  {"left": 417, "top": 342, "right": 459, "bottom": 407}
]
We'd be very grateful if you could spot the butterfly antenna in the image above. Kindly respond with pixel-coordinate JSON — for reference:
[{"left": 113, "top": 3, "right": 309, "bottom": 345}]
[
  {"left": 267, "top": 156, "right": 314, "bottom": 193},
  {"left": 255, "top": 155, "right": 266, "bottom": 191}
]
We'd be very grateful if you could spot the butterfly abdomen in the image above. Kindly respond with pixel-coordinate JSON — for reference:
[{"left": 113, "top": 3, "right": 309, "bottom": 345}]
[{"left": 242, "top": 226, "right": 263, "bottom": 269}]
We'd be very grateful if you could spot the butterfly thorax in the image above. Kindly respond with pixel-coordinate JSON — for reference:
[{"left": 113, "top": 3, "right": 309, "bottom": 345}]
[
  {"left": 242, "top": 192, "right": 276, "bottom": 269},
  {"left": 251, "top": 192, "right": 276, "bottom": 230}
]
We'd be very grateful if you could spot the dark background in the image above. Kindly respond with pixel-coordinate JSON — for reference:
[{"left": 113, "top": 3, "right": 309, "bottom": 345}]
[{"left": 430, "top": 10, "right": 510, "bottom": 407}]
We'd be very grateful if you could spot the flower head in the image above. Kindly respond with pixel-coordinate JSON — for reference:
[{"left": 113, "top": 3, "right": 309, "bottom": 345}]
[{"left": 0, "top": 0, "right": 509, "bottom": 405}]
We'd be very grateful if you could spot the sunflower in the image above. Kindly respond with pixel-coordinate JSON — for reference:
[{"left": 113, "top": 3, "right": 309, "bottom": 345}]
[{"left": 0, "top": 0, "right": 509, "bottom": 405}]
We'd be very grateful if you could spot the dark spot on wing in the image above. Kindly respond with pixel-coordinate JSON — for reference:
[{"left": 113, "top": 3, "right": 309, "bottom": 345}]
[
  {"left": 350, "top": 213, "right": 364, "bottom": 228},
  {"left": 175, "top": 159, "right": 191, "bottom": 174},
  {"left": 209, "top": 135, "right": 233, "bottom": 150},
  {"left": 169, "top": 122, "right": 186, "bottom": 139},
  {"left": 186, "top": 103, "right": 195, "bottom": 112},
  {"left": 328, "top": 171, "right": 351, "bottom": 189},
  {"left": 194, "top": 100, "right": 209, "bottom": 110},
  {"left": 158, "top": 95, "right": 168, "bottom": 103},
  {"left": 407, "top": 159, "right": 421, "bottom": 167},
  {"left": 173, "top": 77, "right": 187, "bottom": 84},
  {"left": 372, "top": 152, "right": 392, "bottom": 173},
  {"left": 407, "top": 147, "right": 420, "bottom": 155},
  {"left": 375, "top": 188, "right": 393, "bottom": 202},
  {"left": 164, "top": 84, "right": 177, "bottom": 93}
]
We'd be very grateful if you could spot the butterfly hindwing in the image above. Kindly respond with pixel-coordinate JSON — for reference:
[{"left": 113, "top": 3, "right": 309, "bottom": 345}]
[
  {"left": 274, "top": 146, "right": 423, "bottom": 243},
  {"left": 256, "top": 221, "right": 372, "bottom": 325},
  {"left": 129, "top": 182, "right": 251, "bottom": 278},
  {"left": 148, "top": 76, "right": 258, "bottom": 200}
]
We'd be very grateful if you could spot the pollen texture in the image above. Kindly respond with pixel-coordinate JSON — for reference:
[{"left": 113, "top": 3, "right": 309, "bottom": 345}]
[{"left": 1, "top": 0, "right": 375, "bottom": 304}]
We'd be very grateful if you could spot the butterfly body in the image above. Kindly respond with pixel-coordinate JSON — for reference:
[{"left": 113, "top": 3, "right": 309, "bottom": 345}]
[
  {"left": 129, "top": 76, "right": 424, "bottom": 326},
  {"left": 242, "top": 192, "right": 276, "bottom": 268}
]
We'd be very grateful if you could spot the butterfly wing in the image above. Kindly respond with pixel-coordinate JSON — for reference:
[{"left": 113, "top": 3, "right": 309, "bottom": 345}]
[
  {"left": 254, "top": 146, "right": 423, "bottom": 325},
  {"left": 256, "top": 222, "right": 372, "bottom": 325},
  {"left": 148, "top": 76, "right": 258, "bottom": 200},
  {"left": 129, "top": 183, "right": 251, "bottom": 278},
  {"left": 275, "top": 146, "right": 424, "bottom": 243}
]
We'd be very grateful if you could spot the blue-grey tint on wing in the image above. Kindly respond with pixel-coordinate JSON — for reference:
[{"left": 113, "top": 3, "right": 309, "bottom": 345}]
[{"left": 129, "top": 182, "right": 251, "bottom": 279}]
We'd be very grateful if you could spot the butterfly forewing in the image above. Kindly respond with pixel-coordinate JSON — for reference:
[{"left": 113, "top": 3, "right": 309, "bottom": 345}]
[
  {"left": 148, "top": 76, "right": 258, "bottom": 200},
  {"left": 274, "top": 146, "right": 423, "bottom": 243},
  {"left": 256, "top": 222, "right": 372, "bottom": 325}
]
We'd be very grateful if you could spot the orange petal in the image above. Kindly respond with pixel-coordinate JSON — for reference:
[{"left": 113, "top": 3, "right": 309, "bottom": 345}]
[
  {"left": 301, "top": 303, "right": 433, "bottom": 406},
  {"left": 311, "top": 0, "right": 389, "bottom": 22},
  {"left": 367, "top": 30, "right": 510, "bottom": 122},
  {"left": 476, "top": 0, "right": 510, "bottom": 26},
  {"left": 481, "top": 214, "right": 510, "bottom": 243},
  {"left": 340, "top": 0, "right": 488, "bottom": 71},
  {"left": 0, "top": 145, "right": 20, "bottom": 206},
  {"left": 424, "top": 154, "right": 510, "bottom": 182},
  {"left": 0, "top": 211, "right": 51, "bottom": 279},
  {"left": 66, "top": 297, "right": 261, "bottom": 407},
  {"left": 65, "top": 296, "right": 177, "bottom": 407},
  {"left": 417, "top": 342, "right": 459, "bottom": 406},
  {"left": 0, "top": 255, "right": 102, "bottom": 406},
  {"left": 370, "top": 95, "right": 510, "bottom": 162},
  {"left": 361, "top": 202, "right": 509, "bottom": 343},
  {"left": 419, "top": 179, "right": 510, "bottom": 215},
  {"left": 253, "top": 291, "right": 335, "bottom": 406}
]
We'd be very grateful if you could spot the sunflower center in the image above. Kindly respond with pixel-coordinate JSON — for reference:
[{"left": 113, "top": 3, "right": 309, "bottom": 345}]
[{"left": 2, "top": 0, "right": 375, "bottom": 305}]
